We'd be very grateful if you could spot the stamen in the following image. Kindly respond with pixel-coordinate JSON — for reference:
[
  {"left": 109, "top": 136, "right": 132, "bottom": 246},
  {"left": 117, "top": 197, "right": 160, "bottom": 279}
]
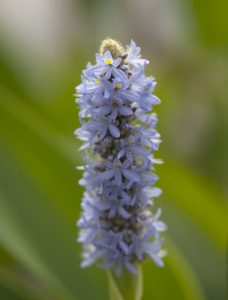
[
  {"left": 115, "top": 83, "right": 122, "bottom": 89},
  {"left": 104, "top": 58, "right": 113, "bottom": 65}
]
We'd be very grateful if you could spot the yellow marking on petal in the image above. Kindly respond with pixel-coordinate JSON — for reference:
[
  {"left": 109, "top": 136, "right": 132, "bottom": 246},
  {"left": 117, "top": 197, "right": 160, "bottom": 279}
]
[
  {"left": 104, "top": 58, "right": 113, "bottom": 65},
  {"left": 94, "top": 78, "right": 101, "bottom": 83},
  {"left": 115, "top": 83, "right": 122, "bottom": 89}
]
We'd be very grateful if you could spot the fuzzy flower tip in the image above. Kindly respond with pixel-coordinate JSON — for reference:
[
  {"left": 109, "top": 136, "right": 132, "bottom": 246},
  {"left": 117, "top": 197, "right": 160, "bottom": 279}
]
[{"left": 75, "top": 39, "right": 167, "bottom": 276}]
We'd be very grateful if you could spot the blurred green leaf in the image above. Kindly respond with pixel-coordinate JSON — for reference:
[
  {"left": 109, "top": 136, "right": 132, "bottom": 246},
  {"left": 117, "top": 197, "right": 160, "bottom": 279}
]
[
  {"left": 0, "top": 283, "right": 25, "bottom": 300},
  {"left": 0, "top": 85, "right": 78, "bottom": 223},
  {"left": 0, "top": 140, "right": 107, "bottom": 300},
  {"left": 158, "top": 161, "right": 228, "bottom": 251},
  {"left": 143, "top": 238, "right": 205, "bottom": 300},
  {"left": 0, "top": 265, "right": 48, "bottom": 300},
  {"left": 0, "top": 179, "right": 78, "bottom": 300}
]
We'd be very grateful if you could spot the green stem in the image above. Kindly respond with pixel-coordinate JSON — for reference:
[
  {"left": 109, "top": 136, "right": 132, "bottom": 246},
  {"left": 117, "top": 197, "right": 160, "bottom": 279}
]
[{"left": 107, "top": 263, "right": 143, "bottom": 300}]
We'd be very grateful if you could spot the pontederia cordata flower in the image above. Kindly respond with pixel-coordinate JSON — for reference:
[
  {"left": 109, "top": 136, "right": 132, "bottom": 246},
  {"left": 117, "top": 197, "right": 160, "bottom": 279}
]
[{"left": 75, "top": 38, "right": 167, "bottom": 276}]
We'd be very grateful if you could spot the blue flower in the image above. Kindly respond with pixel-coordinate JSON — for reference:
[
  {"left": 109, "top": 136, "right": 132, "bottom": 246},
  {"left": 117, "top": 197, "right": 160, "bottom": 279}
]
[
  {"left": 85, "top": 51, "right": 125, "bottom": 80},
  {"left": 126, "top": 40, "right": 149, "bottom": 70},
  {"left": 75, "top": 39, "right": 166, "bottom": 276},
  {"left": 82, "top": 115, "right": 120, "bottom": 139}
]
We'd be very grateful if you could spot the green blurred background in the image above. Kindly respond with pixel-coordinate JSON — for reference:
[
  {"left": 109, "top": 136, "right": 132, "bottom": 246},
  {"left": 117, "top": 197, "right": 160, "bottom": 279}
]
[{"left": 0, "top": 0, "right": 227, "bottom": 299}]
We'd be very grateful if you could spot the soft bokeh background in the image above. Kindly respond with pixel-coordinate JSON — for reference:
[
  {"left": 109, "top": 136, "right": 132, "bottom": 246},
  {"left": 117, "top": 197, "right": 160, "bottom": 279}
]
[{"left": 0, "top": 0, "right": 227, "bottom": 299}]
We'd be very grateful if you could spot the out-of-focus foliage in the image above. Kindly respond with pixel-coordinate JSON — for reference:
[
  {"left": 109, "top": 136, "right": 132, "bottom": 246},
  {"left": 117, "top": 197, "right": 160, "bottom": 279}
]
[{"left": 0, "top": 0, "right": 227, "bottom": 299}]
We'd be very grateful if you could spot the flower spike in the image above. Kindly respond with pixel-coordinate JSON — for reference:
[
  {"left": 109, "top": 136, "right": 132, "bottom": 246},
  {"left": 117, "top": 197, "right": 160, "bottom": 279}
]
[{"left": 75, "top": 38, "right": 166, "bottom": 277}]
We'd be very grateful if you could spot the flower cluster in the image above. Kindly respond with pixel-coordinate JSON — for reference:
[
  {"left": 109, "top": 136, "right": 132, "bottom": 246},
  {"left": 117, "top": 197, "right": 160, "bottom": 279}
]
[{"left": 75, "top": 39, "right": 166, "bottom": 276}]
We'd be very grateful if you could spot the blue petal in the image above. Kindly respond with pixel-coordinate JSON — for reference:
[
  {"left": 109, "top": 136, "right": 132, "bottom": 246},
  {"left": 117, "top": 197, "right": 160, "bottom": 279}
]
[
  {"left": 109, "top": 124, "right": 120, "bottom": 138},
  {"left": 118, "top": 105, "right": 132, "bottom": 116},
  {"left": 122, "top": 169, "right": 141, "bottom": 183},
  {"left": 96, "top": 170, "right": 114, "bottom": 181},
  {"left": 119, "top": 240, "right": 129, "bottom": 254},
  {"left": 124, "top": 261, "right": 138, "bottom": 274},
  {"left": 118, "top": 206, "right": 131, "bottom": 219}
]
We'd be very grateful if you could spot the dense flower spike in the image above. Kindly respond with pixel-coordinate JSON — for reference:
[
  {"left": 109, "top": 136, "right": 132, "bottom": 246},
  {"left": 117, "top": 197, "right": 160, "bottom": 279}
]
[{"left": 75, "top": 39, "right": 166, "bottom": 276}]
